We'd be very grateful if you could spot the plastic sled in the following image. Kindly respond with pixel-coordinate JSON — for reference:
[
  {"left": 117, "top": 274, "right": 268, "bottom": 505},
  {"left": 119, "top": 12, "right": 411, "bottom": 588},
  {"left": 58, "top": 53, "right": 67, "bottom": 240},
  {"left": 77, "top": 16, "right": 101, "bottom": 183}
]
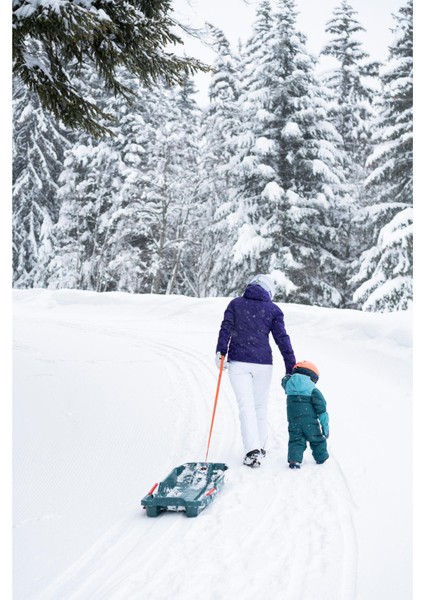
[{"left": 141, "top": 462, "right": 229, "bottom": 518}]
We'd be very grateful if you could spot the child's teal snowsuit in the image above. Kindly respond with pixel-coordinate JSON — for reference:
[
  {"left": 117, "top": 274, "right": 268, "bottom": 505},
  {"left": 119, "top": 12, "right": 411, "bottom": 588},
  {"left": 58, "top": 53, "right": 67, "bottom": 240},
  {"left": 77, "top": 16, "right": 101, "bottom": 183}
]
[{"left": 282, "top": 373, "right": 329, "bottom": 464}]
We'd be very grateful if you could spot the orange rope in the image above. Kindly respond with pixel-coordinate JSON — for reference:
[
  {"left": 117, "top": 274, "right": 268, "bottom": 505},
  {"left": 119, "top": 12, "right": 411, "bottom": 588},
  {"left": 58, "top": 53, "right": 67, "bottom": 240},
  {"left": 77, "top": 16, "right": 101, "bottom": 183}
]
[{"left": 205, "top": 355, "right": 225, "bottom": 462}]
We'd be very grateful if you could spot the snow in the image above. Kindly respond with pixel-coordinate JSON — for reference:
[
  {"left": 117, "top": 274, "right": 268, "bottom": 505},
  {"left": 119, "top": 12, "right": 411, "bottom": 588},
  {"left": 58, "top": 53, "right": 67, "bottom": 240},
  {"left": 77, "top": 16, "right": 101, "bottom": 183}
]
[
  {"left": 269, "top": 269, "right": 297, "bottom": 297},
  {"left": 282, "top": 121, "right": 302, "bottom": 138},
  {"left": 12, "top": 289, "right": 412, "bottom": 600},
  {"left": 261, "top": 181, "right": 284, "bottom": 202},
  {"left": 232, "top": 223, "right": 270, "bottom": 263},
  {"left": 254, "top": 136, "right": 276, "bottom": 154},
  {"left": 312, "top": 159, "right": 340, "bottom": 183},
  {"left": 13, "top": 0, "right": 113, "bottom": 22},
  {"left": 377, "top": 207, "right": 412, "bottom": 248},
  {"left": 359, "top": 275, "right": 412, "bottom": 312}
]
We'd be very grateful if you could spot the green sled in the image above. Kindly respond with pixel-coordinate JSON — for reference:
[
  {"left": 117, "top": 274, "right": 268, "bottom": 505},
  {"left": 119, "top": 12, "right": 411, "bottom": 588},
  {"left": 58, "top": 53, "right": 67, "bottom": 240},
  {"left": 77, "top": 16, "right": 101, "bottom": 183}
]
[{"left": 141, "top": 462, "right": 229, "bottom": 518}]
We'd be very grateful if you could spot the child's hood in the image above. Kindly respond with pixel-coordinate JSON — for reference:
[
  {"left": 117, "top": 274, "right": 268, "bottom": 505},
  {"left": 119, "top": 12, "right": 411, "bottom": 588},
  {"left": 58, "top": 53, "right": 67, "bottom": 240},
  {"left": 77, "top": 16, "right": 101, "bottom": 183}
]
[{"left": 285, "top": 373, "right": 316, "bottom": 395}]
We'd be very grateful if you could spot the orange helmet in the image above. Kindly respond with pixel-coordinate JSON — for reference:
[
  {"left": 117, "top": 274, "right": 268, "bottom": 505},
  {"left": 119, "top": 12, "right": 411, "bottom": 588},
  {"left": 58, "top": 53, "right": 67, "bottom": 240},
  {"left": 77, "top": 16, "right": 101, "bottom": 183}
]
[{"left": 293, "top": 360, "right": 320, "bottom": 382}]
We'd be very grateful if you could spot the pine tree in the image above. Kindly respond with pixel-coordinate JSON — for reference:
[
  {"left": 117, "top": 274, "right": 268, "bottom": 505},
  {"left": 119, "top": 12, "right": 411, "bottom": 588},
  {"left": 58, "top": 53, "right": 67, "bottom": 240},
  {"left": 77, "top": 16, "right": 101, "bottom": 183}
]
[
  {"left": 196, "top": 25, "right": 242, "bottom": 296},
  {"left": 108, "top": 77, "right": 203, "bottom": 295},
  {"left": 12, "top": 76, "right": 72, "bottom": 287},
  {"left": 47, "top": 69, "right": 203, "bottom": 295},
  {"left": 45, "top": 66, "right": 129, "bottom": 291},
  {"left": 223, "top": 0, "right": 347, "bottom": 305},
  {"left": 137, "top": 78, "right": 203, "bottom": 295},
  {"left": 321, "top": 0, "right": 379, "bottom": 171},
  {"left": 12, "top": 0, "right": 210, "bottom": 137},
  {"left": 217, "top": 0, "right": 278, "bottom": 295},
  {"left": 97, "top": 76, "right": 166, "bottom": 294},
  {"left": 320, "top": 1, "right": 381, "bottom": 306},
  {"left": 351, "top": 0, "right": 413, "bottom": 311},
  {"left": 46, "top": 139, "right": 126, "bottom": 291}
]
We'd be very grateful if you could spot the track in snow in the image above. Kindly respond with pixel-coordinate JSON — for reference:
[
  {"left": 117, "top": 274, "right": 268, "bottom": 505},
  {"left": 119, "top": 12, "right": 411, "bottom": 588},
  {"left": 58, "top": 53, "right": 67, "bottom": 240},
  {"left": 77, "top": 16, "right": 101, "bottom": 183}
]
[{"left": 14, "top": 298, "right": 358, "bottom": 600}]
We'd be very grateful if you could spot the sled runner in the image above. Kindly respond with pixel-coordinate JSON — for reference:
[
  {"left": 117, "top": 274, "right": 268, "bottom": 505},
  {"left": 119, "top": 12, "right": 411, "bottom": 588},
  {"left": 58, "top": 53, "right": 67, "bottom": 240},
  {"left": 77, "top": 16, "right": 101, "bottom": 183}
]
[{"left": 141, "top": 462, "right": 229, "bottom": 517}]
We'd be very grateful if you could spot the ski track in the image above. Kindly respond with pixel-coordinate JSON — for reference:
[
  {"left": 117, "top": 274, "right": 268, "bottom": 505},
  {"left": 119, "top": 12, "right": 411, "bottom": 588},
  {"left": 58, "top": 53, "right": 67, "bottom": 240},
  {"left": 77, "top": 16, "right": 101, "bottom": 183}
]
[
  {"left": 36, "top": 460, "right": 357, "bottom": 600},
  {"left": 17, "top": 305, "right": 358, "bottom": 600}
]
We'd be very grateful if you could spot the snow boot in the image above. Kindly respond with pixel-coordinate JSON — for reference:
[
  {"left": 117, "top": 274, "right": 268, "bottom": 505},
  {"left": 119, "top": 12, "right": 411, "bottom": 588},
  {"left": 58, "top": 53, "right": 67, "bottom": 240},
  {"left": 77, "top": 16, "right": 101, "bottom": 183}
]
[
  {"left": 289, "top": 461, "right": 301, "bottom": 469},
  {"left": 243, "top": 449, "right": 261, "bottom": 468}
]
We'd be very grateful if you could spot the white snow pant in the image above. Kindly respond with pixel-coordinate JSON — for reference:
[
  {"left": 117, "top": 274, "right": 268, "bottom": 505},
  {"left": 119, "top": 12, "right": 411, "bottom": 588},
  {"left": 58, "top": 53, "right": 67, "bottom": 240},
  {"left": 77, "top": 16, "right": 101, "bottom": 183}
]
[{"left": 228, "top": 361, "right": 273, "bottom": 454}]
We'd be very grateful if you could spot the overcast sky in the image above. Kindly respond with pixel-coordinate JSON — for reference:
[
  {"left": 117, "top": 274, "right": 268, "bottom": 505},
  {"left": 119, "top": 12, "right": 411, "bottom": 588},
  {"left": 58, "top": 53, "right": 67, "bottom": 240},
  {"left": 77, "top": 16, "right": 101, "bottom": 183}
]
[{"left": 173, "top": 0, "right": 406, "bottom": 104}]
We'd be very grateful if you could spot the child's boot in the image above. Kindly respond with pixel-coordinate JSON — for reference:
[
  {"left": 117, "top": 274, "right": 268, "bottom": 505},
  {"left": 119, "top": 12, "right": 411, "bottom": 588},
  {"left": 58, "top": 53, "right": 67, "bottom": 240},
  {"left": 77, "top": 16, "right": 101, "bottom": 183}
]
[{"left": 289, "top": 461, "right": 301, "bottom": 469}]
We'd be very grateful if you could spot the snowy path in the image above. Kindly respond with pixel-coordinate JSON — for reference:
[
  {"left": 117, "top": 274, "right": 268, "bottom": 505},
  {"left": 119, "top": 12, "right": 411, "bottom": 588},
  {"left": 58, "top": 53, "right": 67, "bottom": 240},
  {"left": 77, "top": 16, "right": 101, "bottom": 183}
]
[
  {"left": 34, "top": 458, "right": 356, "bottom": 600},
  {"left": 13, "top": 290, "right": 411, "bottom": 599}
]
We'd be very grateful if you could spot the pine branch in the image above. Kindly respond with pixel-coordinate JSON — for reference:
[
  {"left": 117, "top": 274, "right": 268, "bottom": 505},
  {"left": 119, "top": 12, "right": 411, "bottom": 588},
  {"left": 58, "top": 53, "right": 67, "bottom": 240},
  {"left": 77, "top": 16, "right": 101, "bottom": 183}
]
[{"left": 12, "top": 0, "right": 211, "bottom": 137}]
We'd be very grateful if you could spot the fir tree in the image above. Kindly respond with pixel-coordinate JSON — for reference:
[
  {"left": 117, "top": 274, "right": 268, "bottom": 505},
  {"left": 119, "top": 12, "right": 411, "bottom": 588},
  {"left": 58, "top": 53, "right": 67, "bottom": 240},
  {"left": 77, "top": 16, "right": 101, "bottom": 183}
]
[
  {"left": 98, "top": 75, "right": 165, "bottom": 294},
  {"left": 217, "top": 0, "right": 277, "bottom": 295},
  {"left": 105, "top": 77, "right": 203, "bottom": 295},
  {"left": 12, "top": 76, "right": 72, "bottom": 287},
  {"left": 351, "top": 0, "right": 413, "bottom": 311},
  {"left": 47, "top": 70, "right": 203, "bottom": 296},
  {"left": 12, "top": 0, "right": 210, "bottom": 137},
  {"left": 320, "top": 0, "right": 381, "bottom": 306},
  {"left": 136, "top": 79, "right": 203, "bottom": 295},
  {"left": 46, "top": 139, "right": 125, "bottom": 291},
  {"left": 196, "top": 25, "right": 242, "bottom": 296},
  {"left": 224, "top": 0, "right": 347, "bottom": 306},
  {"left": 321, "top": 0, "right": 380, "bottom": 170},
  {"left": 46, "top": 66, "right": 131, "bottom": 291}
]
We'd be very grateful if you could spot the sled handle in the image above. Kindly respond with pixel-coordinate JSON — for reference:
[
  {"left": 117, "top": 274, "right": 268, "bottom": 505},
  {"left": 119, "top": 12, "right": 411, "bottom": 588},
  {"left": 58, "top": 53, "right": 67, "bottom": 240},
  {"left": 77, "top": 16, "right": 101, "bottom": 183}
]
[
  {"left": 205, "top": 354, "right": 225, "bottom": 462},
  {"left": 147, "top": 483, "right": 158, "bottom": 496}
]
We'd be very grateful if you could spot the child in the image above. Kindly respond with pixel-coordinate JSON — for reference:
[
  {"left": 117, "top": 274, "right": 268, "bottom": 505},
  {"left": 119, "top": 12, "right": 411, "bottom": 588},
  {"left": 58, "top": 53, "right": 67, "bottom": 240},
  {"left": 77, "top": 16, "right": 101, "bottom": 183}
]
[{"left": 281, "top": 360, "right": 329, "bottom": 469}]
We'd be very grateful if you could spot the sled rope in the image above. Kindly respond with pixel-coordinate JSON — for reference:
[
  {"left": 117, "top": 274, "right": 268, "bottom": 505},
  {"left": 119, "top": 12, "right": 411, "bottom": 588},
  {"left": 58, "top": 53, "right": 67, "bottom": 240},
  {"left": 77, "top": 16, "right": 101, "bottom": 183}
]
[{"left": 205, "top": 355, "right": 225, "bottom": 462}]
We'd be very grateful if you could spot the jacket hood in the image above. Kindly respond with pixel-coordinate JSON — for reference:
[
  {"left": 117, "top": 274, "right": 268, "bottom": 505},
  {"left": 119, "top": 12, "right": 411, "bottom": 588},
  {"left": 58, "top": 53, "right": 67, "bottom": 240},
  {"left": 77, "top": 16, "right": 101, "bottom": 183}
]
[
  {"left": 243, "top": 284, "right": 272, "bottom": 302},
  {"left": 285, "top": 373, "right": 316, "bottom": 395},
  {"left": 248, "top": 274, "right": 275, "bottom": 299}
]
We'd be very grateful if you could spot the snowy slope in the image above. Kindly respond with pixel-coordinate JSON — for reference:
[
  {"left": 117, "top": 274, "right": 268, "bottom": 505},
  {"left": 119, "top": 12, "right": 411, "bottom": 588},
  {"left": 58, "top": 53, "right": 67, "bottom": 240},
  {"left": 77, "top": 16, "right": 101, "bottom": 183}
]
[{"left": 13, "top": 290, "right": 412, "bottom": 600}]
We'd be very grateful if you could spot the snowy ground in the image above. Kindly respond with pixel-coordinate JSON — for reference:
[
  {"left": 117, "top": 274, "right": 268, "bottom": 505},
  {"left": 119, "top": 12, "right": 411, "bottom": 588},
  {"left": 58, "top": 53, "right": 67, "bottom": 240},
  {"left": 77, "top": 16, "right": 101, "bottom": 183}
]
[{"left": 12, "top": 289, "right": 412, "bottom": 599}]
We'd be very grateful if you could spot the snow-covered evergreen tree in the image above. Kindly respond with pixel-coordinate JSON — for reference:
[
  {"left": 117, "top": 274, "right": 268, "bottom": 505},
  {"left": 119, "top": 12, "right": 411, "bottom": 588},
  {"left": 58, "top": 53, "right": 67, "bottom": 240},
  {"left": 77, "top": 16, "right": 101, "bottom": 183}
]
[
  {"left": 12, "top": 75, "right": 72, "bottom": 287},
  {"left": 106, "top": 77, "right": 203, "bottom": 295},
  {"left": 321, "top": 0, "right": 379, "bottom": 171},
  {"left": 14, "top": 0, "right": 409, "bottom": 311},
  {"left": 44, "top": 66, "right": 125, "bottom": 291},
  {"left": 351, "top": 0, "right": 413, "bottom": 311},
  {"left": 196, "top": 25, "right": 242, "bottom": 296},
  {"left": 138, "top": 78, "right": 203, "bottom": 295},
  {"left": 320, "top": 0, "right": 381, "bottom": 306},
  {"left": 96, "top": 76, "right": 168, "bottom": 294},
  {"left": 217, "top": 0, "right": 277, "bottom": 296},
  {"left": 46, "top": 139, "right": 125, "bottom": 291},
  {"left": 47, "top": 68, "right": 203, "bottom": 296},
  {"left": 222, "top": 0, "right": 347, "bottom": 306}
]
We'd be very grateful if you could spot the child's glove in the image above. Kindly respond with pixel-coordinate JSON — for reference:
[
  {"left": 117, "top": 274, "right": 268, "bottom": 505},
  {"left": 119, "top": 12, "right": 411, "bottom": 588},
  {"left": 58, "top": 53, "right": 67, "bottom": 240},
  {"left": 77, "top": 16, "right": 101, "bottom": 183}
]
[
  {"left": 215, "top": 352, "right": 228, "bottom": 370},
  {"left": 281, "top": 374, "right": 291, "bottom": 389},
  {"left": 318, "top": 412, "right": 329, "bottom": 438}
]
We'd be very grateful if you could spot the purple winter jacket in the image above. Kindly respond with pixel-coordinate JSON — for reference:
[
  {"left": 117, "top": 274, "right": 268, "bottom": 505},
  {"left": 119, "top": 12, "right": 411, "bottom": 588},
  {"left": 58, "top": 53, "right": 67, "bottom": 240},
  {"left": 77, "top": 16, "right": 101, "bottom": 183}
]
[{"left": 215, "top": 284, "right": 296, "bottom": 372}]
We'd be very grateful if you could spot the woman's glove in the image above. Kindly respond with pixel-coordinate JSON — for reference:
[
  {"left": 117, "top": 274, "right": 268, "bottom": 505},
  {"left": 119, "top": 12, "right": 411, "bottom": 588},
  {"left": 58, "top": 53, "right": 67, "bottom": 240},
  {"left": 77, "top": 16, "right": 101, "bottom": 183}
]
[
  {"left": 215, "top": 352, "right": 228, "bottom": 370},
  {"left": 318, "top": 412, "right": 329, "bottom": 438}
]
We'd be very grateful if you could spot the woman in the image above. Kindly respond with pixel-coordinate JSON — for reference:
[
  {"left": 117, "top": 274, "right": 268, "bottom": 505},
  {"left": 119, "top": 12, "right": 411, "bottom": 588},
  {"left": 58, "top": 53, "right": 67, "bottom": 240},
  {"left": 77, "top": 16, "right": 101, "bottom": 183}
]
[{"left": 215, "top": 274, "right": 296, "bottom": 467}]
